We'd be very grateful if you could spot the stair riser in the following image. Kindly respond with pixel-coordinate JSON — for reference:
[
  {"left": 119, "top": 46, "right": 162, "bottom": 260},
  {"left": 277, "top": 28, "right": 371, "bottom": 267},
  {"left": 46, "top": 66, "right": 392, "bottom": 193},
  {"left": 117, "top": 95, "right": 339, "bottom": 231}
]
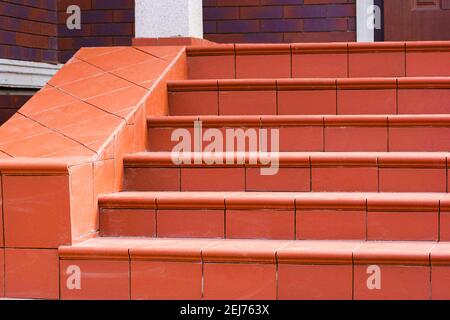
[
  {"left": 123, "top": 166, "right": 449, "bottom": 193},
  {"left": 148, "top": 126, "right": 450, "bottom": 152},
  {"left": 168, "top": 89, "right": 450, "bottom": 116},
  {"left": 187, "top": 49, "right": 450, "bottom": 79},
  {"left": 59, "top": 258, "right": 447, "bottom": 300},
  {"left": 99, "top": 207, "right": 444, "bottom": 242}
]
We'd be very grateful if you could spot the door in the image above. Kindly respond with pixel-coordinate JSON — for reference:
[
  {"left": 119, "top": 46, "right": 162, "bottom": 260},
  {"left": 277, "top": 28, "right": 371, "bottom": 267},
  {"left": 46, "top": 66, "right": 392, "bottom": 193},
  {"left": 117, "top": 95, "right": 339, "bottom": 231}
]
[{"left": 384, "top": 0, "right": 450, "bottom": 41}]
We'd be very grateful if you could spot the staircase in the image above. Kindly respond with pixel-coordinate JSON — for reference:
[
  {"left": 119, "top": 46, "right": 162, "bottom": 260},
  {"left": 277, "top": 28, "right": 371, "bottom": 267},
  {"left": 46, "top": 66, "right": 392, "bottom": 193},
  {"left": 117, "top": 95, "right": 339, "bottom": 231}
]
[{"left": 59, "top": 43, "right": 450, "bottom": 300}]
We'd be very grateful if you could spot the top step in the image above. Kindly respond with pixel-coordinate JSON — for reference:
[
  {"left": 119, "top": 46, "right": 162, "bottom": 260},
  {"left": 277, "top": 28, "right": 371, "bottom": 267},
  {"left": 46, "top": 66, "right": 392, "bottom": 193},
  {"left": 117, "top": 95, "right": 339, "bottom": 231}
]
[{"left": 187, "top": 42, "right": 450, "bottom": 80}]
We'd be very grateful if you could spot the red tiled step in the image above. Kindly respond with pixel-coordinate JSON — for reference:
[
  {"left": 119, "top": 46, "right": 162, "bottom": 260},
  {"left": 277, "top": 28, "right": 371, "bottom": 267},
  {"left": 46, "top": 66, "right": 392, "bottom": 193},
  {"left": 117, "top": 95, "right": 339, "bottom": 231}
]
[
  {"left": 122, "top": 152, "right": 450, "bottom": 193},
  {"left": 167, "top": 78, "right": 450, "bottom": 116},
  {"left": 58, "top": 238, "right": 450, "bottom": 300},
  {"left": 98, "top": 192, "right": 449, "bottom": 241},
  {"left": 186, "top": 42, "right": 450, "bottom": 79},
  {"left": 147, "top": 115, "right": 450, "bottom": 152}
]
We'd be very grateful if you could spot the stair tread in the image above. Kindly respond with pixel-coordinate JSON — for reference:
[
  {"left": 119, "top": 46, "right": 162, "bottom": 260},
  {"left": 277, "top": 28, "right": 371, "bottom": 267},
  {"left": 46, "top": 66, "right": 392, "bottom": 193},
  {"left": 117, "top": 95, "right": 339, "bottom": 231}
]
[{"left": 60, "top": 237, "right": 449, "bottom": 265}]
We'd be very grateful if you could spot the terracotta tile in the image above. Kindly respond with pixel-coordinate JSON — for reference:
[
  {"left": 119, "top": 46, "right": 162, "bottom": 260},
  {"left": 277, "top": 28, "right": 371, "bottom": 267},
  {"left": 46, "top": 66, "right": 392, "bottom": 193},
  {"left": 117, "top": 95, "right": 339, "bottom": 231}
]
[
  {"left": 379, "top": 168, "right": 446, "bottom": 192},
  {"left": 406, "top": 52, "right": 450, "bottom": 77},
  {"left": 338, "top": 89, "right": 397, "bottom": 115},
  {"left": 354, "top": 265, "right": 430, "bottom": 300},
  {"left": 111, "top": 58, "right": 168, "bottom": 88},
  {"left": 157, "top": 209, "right": 224, "bottom": 238},
  {"left": 278, "top": 264, "right": 352, "bottom": 300},
  {"left": 0, "top": 177, "right": 3, "bottom": 247},
  {"left": 277, "top": 127, "right": 323, "bottom": 152},
  {"left": 136, "top": 46, "right": 181, "bottom": 60},
  {"left": 441, "top": 201, "right": 450, "bottom": 241},
  {"left": 124, "top": 168, "right": 180, "bottom": 191},
  {"left": 181, "top": 168, "right": 245, "bottom": 191},
  {"left": 93, "top": 159, "right": 115, "bottom": 197},
  {"left": 3, "top": 175, "right": 71, "bottom": 248},
  {"left": 188, "top": 55, "right": 235, "bottom": 79},
  {"left": 60, "top": 260, "right": 129, "bottom": 300},
  {"left": 0, "top": 249, "right": 3, "bottom": 297},
  {"left": 398, "top": 89, "right": 450, "bottom": 114},
  {"left": 432, "top": 266, "right": 450, "bottom": 300},
  {"left": 367, "top": 211, "right": 438, "bottom": 241},
  {"left": 86, "top": 85, "right": 148, "bottom": 118},
  {"left": 219, "top": 91, "right": 277, "bottom": 115},
  {"left": 297, "top": 210, "right": 366, "bottom": 240},
  {"left": 19, "top": 88, "right": 77, "bottom": 116},
  {"left": 389, "top": 128, "right": 450, "bottom": 151},
  {"left": 84, "top": 47, "right": 155, "bottom": 71},
  {"left": 0, "top": 113, "right": 48, "bottom": 145},
  {"left": 246, "top": 167, "right": 310, "bottom": 192},
  {"left": 5, "top": 249, "right": 59, "bottom": 299},
  {"left": 236, "top": 55, "right": 290, "bottom": 79},
  {"left": 113, "top": 124, "right": 135, "bottom": 190},
  {"left": 312, "top": 167, "right": 378, "bottom": 192},
  {"left": 32, "top": 100, "right": 109, "bottom": 130},
  {"left": 203, "top": 263, "right": 277, "bottom": 300},
  {"left": 148, "top": 127, "right": 195, "bottom": 152},
  {"left": 100, "top": 209, "right": 156, "bottom": 237},
  {"left": 292, "top": 53, "right": 347, "bottom": 78},
  {"left": 59, "top": 73, "right": 133, "bottom": 100},
  {"left": 349, "top": 52, "right": 405, "bottom": 77},
  {"left": 74, "top": 46, "right": 124, "bottom": 61},
  {"left": 226, "top": 210, "right": 294, "bottom": 240},
  {"left": 278, "top": 90, "right": 337, "bottom": 115},
  {"left": 131, "top": 261, "right": 202, "bottom": 300},
  {"left": 48, "top": 60, "right": 104, "bottom": 87},
  {"left": 325, "top": 127, "right": 388, "bottom": 151},
  {"left": 169, "top": 91, "right": 219, "bottom": 116}
]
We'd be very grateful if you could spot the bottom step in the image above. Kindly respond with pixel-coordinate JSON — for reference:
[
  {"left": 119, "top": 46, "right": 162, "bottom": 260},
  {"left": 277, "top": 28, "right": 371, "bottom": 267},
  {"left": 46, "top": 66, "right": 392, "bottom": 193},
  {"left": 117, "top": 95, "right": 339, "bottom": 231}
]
[{"left": 59, "top": 238, "right": 450, "bottom": 300}]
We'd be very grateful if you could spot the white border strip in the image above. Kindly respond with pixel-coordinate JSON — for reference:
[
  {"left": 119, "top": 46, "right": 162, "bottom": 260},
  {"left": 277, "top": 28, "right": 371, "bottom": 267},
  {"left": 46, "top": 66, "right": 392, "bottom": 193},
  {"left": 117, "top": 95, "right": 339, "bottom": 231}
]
[
  {"left": 357, "top": 0, "right": 375, "bottom": 42},
  {"left": 0, "top": 58, "right": 62, "bottom": 89}
]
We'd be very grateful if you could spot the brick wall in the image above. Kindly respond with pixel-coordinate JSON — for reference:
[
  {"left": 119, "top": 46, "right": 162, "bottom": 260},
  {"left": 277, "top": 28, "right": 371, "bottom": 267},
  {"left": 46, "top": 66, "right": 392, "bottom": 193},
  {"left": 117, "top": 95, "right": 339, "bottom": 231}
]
[
  {"left": 203, "top": 0, "right": 356, "bottom": 43},
  {"left": 0, "top": 0, "right": 135, "bottom": 64},
  {"left": 0, "top": 93, "right": 34, "bottom": 124}
]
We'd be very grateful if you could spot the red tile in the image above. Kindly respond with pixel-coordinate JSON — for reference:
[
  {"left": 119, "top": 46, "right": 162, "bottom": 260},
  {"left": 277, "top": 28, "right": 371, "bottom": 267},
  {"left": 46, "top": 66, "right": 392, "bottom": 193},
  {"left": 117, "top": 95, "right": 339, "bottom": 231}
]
[
  {"left": 0, "top": 249, "right": 4, "bottom": 298},
  {"left": 389, "top": 127, "right": 450, "bottom": 151},
  {"left": 398, "top": 89, "right": 450, "bottom": 114},
  {"left": 5, "top": 249, "right": 59, "bottom": 299},
  {"left": 203, "top": 263, "right": 277, "bottom": 300},
  {"left": 48, "top": 60, "right": 104, "bottom": 87},
  {"left": 246, "top": 167, "right": 310, "bottom": 192},
  {"left": 349, "top": 52, "right": 405, "bottom": 77},
  {"left": 84, "top": 47, "right": 154, "bottom": 72},
  {"left": 367, "top": 211, "right": 438, "bottom": 241},
  {"left": 277, "top": 127, "right": 323, "bottom": 152},
  {"left": 278, "top": 90, "right": 336, "bottom": 115},
  {"left": 406, "top": 51, "right": 450, "bottom": 77},
  {"left": 0, "top": 177, "right": 3, "bottom": 248},
  {"left": 157, "top": 210, "right": 224, "bottom": 238},
  {"left": 60, "top": 260, "right": 129, "bottom": 300},
  {"left": 148, "top": 127, "right": 195, "bottom": 152},
  {"left": 236, "top": 54, "right": 290, "bottom": 79},
  {"left": 226, "top": 210, "right": 295, "bottom": 240},
  {"left": 219, "top": 91, "right": 277, "bottom": 115},
  {"left": 278, "top": 264, "right": 353, "bottom": 300},
  {"left": 100, "top": 209, "right": 156, "bottom": 237},
  {"left": 325, "top": 127, "right": 388, "bottom": 151},
  {"left": 338, "top": 89, "right": 397, "bottom": 115},
  {"left": 181, "top": 168, "right": 245, "bottom": 191},
  {"left": 354, "top": 265, "right": 430, "bottom": 300},
  {"left": 188, "top": 55, "right": 235, "bottom": 79},
  {"left": 169, "top": 91, "right": 218, "bottom": 116},
  {"left": 432, "top": 266, "right": 450, "bottom": 300},
  {"left": 3, "top": 175, "right": 71, "bottom": 248},
  {"left": 296, "top": 210, "right": 366, "bottom": 240},
  {"left": 312, "top": 167, "right": 378, "bottom": 192},
  {"left": 124, "top": 168, "right": 180, "bottom": 191},
  {"left": 131, "top": 261, "right": 202, "bottom": 300},
  {"left": 292, "top": 53, "right": 347, "bottom": 78},
  {"left": 441, "top": 205, "right": 450, "bottom": 241},
  {"left": 379, "top": 168, "right": 446, "bottom": 192}
]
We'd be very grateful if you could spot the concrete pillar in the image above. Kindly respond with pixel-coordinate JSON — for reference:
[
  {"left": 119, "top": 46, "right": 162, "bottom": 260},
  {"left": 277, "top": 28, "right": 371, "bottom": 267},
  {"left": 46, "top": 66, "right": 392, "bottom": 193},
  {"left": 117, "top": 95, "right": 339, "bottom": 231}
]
[{"left": 135, "top": 0, "right": 203, "bottom": 39}]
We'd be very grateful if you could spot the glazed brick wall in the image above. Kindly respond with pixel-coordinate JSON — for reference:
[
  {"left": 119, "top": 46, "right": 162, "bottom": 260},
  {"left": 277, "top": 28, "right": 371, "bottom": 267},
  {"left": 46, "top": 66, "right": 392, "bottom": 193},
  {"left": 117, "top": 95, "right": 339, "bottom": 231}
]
[
  {"left": 0, "top": 93, "right": 34, "bottom": 124},
  {"left": 0, "top": 0, "right": 134, "bottom": 64},
  {"left": 203, "top": 0, "right": 356, "bottom": 43}
]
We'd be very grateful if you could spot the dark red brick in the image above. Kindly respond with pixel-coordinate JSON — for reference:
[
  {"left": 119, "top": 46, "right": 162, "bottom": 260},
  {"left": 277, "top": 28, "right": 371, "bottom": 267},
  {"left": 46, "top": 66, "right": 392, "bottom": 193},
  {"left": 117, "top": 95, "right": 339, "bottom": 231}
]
[
  {"left": 284, "top": 5, "right": 327, "bottom": 18},
  {"left": 204, "top": 7, "right": 239, "bottom": 20},
  {"left": 261, "top": 19, "right": 303, "bottom": 32},
  {"left": 217, "top": 20, "right": 260, "bottom": 33},
  {"left": 240, "top": 6, "right": 284, "bottom": 19}
]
